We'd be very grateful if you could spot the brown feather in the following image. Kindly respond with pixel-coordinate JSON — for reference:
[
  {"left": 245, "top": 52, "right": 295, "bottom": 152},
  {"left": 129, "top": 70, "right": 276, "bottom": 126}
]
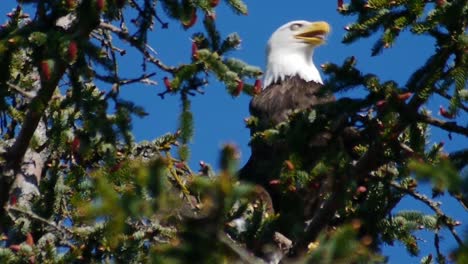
[{"left": 250, "top": 75, "right": 334, "bottom": 131}]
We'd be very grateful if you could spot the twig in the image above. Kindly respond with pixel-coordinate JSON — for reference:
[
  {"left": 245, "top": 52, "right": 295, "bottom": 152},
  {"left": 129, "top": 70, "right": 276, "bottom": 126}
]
[
  {"left": 218, "top": 232, "right": 266, "bottom": 264},
  {"left": 128, "top": 0, "right": 143, "bottom": 12},
  {"left": 99, "top": 22, "right": 176, "bottom": 73},
  {"left": 434, "top": 233, "right": 446, "bottom": 263},
  {"left": 165, "top": 152, "right": 196, "bottom": 209},
  {"left": 94, "top": 72, "right": 157, "bottom": 86},
  {"left": 120, "top": 72, "right": 157, "bottom": 85},
  {"left": 390, "top": 181, "right": 464, "bottom": 246},
  {"left": 91, "top": 32, "right": 127, "bottom": 55},
  {"left": 6, "top": 82, "right": 35, "bottom": 99},
  {"left": 129, "top": 0, "right": 169, "bottom": 29}
]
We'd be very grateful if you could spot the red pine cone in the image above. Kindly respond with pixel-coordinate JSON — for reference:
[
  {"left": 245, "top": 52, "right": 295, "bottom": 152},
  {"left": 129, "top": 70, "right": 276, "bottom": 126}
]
[
  {"left": 269, "top": 179, "right": 281, "bottom": 186},
  {"left": 40, "top": 60, "right": 51, "bottom": 81},
  {"left": 357, "top": 186, "right": 367, "bottom": 194},
  {"left": 436, "top": 0, "right": 445, "bottom": 6},
  {"left": 25, "top": 233, "right": 34, "bottom": 246},
  {"left": 376, "top": 100, "right": 387, "bottom": 110},
  {"left": 210, "top": 0, "right": 220, "bottom": 7},
  {"left": 182, "top": 9, "right": 197, "bottom": 29},
  {"left": 337, "top": 0, "right": 344, "bottom": 9},
  {"left": 191, "top": 42, "right": 198, "bottom": 59},
  {"left": 9, "top": 195, "right": 17, "bottom": 205},
  {"left": 9, "top": 245, "right": 20, "bottom": 252},
  {"left": 66, "top": 0, "right": 76, "bottom": 9},
  {"left": 71, "top": 136, "right": 81, "bottom": 153},
  {"left": 253, "top": 79, "right": 262, "bottom": 95},
  {"left": 233, "top": 80, "right": 243, "bottom": 96},
  {"left": 96, "top": 0, "right": 105, "bottom": 11},
  {"left": 109, "top": 162, "right": 123, "bottom": 173},
  {"left": 284, "top": 160, "right": 295, "bottom": 171},
  {"left": 397, "top": 92, "right": 412, "bottom": 101},
  {"left": 68, "top": 41, "right": 78, "bottom": 62},
  {"left": 163, "top": 77, "right": 172, "bottom": 91},
  {"left": 439, "top": 106, "right": 454, "bottom": 119}
]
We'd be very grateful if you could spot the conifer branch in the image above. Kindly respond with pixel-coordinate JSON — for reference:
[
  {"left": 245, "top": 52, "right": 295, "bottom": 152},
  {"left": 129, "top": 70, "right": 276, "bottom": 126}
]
[
  {"left": 165, "top": 152, "right": 195, "bottom": 208},
  {"left": 435, "top": 89, "right": 468, "bottom": 112},
  {"left": 390, "top": 181, "right": 464, "bottom": 247},
  {"left": 6, "top": 206, "right": 74, "bottom": 236},
  {"left": 6, "top": 206, "right": 76, "bottom": 249}
]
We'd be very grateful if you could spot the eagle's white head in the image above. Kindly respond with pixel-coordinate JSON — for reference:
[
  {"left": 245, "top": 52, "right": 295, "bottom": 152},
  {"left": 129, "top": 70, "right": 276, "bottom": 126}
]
[{"left": 263, "top": 20, "right": 330, "bottom": 88}]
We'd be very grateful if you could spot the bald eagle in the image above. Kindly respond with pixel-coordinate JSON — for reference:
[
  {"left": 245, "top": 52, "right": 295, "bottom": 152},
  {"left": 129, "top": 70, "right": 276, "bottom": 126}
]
[{"left": 239, "top": 20, "right": 335, "bottom": 213}]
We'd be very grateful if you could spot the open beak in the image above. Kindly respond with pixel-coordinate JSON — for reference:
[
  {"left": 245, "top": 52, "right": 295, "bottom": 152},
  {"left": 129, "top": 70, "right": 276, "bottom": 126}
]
[{"left": 294, "top": 21, "right": 330, "bottom": 45}]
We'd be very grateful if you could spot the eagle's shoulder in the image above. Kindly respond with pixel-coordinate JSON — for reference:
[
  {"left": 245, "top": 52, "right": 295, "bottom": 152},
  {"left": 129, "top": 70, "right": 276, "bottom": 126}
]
[{"left": 250, "top": 76, "right": 333, "bottom": 127}]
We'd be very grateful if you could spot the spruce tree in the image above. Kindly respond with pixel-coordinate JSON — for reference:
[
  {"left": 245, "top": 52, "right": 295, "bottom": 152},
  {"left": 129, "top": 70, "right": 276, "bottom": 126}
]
[{"left": 0, "top": 0, "right": 466, "bottom": 263}]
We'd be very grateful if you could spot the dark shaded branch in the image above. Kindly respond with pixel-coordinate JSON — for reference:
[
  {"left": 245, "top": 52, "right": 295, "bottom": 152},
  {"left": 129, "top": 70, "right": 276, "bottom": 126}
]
[
  {"left": 417, "top": 114, "right": 468, "bottom": 136},
  {"left": 434, "top": 233, "right": 446, "bottom": 263},
  {"left": 218, "top": 232, "right": 266, "bottom": 264},
  {"left": 295, "top": 187, "right": 341, "bottom": 252},
  {"left": 449, "top": 149, "right": 468, "bottom": 170}
]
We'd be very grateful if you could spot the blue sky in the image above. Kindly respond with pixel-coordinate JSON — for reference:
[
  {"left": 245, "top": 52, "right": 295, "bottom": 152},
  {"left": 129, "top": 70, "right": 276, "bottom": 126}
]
[{"left": 1, "top": 1, "right": 466, "bottom": 263}]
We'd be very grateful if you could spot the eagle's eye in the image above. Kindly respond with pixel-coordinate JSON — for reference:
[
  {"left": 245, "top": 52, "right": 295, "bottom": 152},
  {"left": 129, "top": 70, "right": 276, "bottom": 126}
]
[{"left": 289, "top": 23, "right": 303, "bottom": 31}]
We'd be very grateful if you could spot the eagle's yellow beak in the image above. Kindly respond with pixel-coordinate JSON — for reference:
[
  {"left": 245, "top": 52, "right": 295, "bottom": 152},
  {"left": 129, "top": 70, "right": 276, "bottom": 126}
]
[{"left": 294, "top": 21, "right": 330, "bottom": 46}]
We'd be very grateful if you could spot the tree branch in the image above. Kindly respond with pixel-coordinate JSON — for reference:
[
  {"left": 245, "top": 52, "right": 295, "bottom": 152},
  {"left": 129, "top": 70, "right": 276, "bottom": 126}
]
[
  {"left": 99, "top": 22, "right": 176, "bottom": 73},
  {"left": 218, "top": 232, "right": 266, "bottom": 264},
  {"left": 296, "top": 188, "right": 341, "bottom": 252},
  {"left": 6, "top": 206, "right": 74, "bottom": 237},
  {"left": 6, "top": 82, "right": 35, "bottom": 99},
  {"left": 417, "top": 113, "right": 468, "bottom": 136},
  {"left": 390, "top": 181, "right": 464, "bottom": 247}
]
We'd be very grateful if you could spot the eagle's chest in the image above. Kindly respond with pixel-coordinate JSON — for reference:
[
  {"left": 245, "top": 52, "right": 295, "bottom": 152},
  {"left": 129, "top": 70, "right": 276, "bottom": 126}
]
[{"left": 250, "top": 77, "right": 326, "bottom": 127}]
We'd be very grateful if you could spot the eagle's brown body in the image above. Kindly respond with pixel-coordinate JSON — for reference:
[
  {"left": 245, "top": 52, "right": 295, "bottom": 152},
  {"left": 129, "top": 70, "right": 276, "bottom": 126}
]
[{"left": 237, "top": 20, "right": 338, "bottom": 258}]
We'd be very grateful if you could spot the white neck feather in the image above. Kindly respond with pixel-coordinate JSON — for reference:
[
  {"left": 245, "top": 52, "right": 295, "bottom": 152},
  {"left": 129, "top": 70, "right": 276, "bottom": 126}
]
[{"left": 263, "top": 47, "right": 322, "bottom": 88}]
